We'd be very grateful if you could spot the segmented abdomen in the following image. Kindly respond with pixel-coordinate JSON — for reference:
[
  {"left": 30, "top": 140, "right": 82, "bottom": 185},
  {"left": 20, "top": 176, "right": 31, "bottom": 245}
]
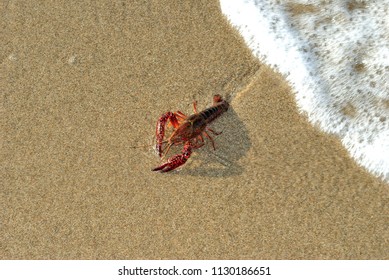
[{"left": 200, "top": 100, "right": 229, "bottom": 125}]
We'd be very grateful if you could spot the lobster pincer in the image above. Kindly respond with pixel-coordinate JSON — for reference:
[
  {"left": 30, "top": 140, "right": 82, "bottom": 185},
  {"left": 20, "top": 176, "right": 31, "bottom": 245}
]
[{"left": 152, "top": 143, "right": 192, "bottom": 172}]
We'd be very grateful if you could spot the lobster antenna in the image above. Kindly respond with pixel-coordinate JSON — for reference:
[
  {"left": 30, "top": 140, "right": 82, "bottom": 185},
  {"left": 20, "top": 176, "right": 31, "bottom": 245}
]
[
  {"left": 161, "top": 142, "right": 174, "bottom": 160},
  {"left": 129, "top": 140, "right": 168, "bottom": 149}
]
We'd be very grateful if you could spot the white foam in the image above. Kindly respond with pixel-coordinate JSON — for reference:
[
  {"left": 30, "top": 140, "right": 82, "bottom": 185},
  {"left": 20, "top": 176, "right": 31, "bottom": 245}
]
[{"left": 220, "top": 0, "right": 389, "bottom": 182}]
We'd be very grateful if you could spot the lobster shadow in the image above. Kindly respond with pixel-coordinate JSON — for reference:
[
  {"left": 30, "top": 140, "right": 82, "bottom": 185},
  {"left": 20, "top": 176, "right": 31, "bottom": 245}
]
[{"left": 170, "top": 107, "right": 251, "bottom": 177}]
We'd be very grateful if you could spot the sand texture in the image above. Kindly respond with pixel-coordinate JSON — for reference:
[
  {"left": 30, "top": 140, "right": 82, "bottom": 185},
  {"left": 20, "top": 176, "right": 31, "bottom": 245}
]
[{"left": 1, "top": 0, "right": 388, "bottom": 259}]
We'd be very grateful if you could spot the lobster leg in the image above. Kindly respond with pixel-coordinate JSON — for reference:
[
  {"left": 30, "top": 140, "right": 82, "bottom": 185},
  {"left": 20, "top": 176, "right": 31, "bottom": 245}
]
[
  {"left": 155, "top": 112, "right": 181, "bottom": 157},
  {"left": 167, "top": 111, "right": 186, "bottom": 127},
  {"left": 176, "top": 111, "right": 187, "bottom": 119},
  {"left": 207, "top": 127, "right": 222, "bottom": 135},
  {"left": 203, "top": 131, "right": 216, "bottom": 150},
  {"left": 193, "top": 101, "right": 198, "bottom": 113},
  {"left": 152, "top": 143, "right": 192, "bottom": 172}
]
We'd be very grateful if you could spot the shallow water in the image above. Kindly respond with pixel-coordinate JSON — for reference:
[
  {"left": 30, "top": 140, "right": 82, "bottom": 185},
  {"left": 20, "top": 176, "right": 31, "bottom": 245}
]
[{"left": 220, "top": 0, "right": 389, "bottom": 182}]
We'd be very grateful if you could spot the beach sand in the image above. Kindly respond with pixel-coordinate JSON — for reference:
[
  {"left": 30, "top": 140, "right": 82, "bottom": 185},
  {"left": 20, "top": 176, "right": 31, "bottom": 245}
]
[{"left": 1, "top": 0, "right": 388, "bottom": 259}]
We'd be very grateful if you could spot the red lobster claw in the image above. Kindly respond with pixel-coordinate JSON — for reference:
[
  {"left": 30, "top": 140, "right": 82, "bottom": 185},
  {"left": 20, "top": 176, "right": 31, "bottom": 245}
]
[
  {"left": 152, "top": 144, "right": 192, "bottom": 172},
  {"left": 155, "top": 112, "right": 180, "bottom": 157}
]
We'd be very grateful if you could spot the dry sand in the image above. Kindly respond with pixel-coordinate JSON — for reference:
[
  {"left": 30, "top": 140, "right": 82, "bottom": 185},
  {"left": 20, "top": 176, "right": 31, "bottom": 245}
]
[{"left": 1, "top": 0, "right": 388, "bottom": 259}]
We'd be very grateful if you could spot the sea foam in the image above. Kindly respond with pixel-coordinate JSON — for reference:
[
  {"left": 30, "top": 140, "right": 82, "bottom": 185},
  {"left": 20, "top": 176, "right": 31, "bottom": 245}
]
[{"left": 220, "top": 0, "right": 389, "bottom": 182}]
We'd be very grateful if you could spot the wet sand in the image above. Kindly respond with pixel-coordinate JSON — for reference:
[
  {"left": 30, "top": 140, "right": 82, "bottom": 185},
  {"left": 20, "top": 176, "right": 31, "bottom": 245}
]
[{"left": 1, "top": 0, "right": 388, "bottom": 259}]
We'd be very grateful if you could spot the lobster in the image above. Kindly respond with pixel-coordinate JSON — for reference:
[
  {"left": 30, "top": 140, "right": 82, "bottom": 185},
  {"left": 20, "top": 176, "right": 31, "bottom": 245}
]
[{"left": 152, "top": 94, "right": 229, "bottom": 172}]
